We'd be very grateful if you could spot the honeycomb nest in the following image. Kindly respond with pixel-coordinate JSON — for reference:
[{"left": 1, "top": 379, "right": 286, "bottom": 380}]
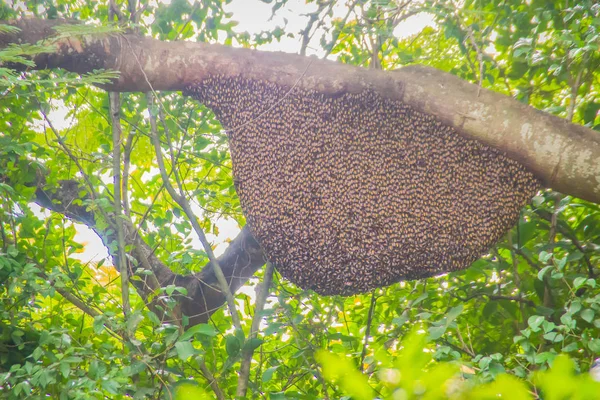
[{"left": 185, "top": 77, "right": 540, "bottom": 295}]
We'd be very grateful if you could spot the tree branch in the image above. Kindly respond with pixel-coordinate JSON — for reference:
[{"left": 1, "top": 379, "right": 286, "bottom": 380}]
[
  {"left": 359, "top": 292, "right": 377, "bottom": 372},
  {"left": 31, "top": 176, "right": 265, "bottom": 326},
  {"left": 109, "top": 91, "right": 132, "bottom": 331},
  {"left": 236, "top": 262, "right": 274, "bottom": 397},
  {"left": 146, "top": 91, "right": 243, "bottom": 331},
  {"left": 1, "top": 17, "right": 599, "bottom": 203}
]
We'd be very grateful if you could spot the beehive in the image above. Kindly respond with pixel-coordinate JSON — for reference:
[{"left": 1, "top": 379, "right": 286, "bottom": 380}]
[{"left": 185, "top": 77, "right": 540, "bottom": 295}]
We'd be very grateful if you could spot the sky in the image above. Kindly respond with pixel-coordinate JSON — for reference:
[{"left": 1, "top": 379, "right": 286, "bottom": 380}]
[{"left": 44, "top": 0, "right": 435, "bottom": 267}]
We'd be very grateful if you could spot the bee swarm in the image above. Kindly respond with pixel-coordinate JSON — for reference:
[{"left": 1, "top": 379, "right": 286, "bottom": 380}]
[{"left": 185, "top": 77, "right": 540, "bottom": 295}]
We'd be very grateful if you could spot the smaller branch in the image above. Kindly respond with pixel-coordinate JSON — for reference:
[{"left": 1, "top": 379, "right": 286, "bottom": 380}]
[
  {"left": 453, "top": 327, "right": 475, "bottom": 357},
  {"left": 569, "top": 235, "right": 596, "bottom": 279},
  {"left": 108, "top": 0, "right": 125, "bottom": 22},
  {"left": 146, "top": 92, "right": 243, "bottom": 331},
  {"left": 176, "top": 1, "right": 200, "bottom": 41},
  {"left": 0, "top": 218, "right": 8, "bottom": 252},
  {"left": 567, "top": 54, "right": 587, "bottom": 123},
  {"left": 488, "top": 294, "right": 535, "bottom": 307},
  {"left": 514, "top": 247, "right": 541, "bottom": 271},
  {"left": 127, "top": 0, "right": 137, "bottom": 22},
  {"left": 359, "top": 292, "right": 377, "bottom": 372},
  {"left": 54, "top": 280, "right": 100, "bottom": 318},
  {"left": 122, "top": 127, "right": 136, "bottom": 216},
  {"left": 455, "top": 291, "right": 535, "bottom": 307},
  {"left": 110, "top": 91, "right": 132, "bottom": 329},
  {"left": 197, "top": 358, "right": 225, "bottom": 400},
  {"left": 323, "top": 0, "right": 359, "bottom": 58},
  {"left": 441, "top": 337, "right": 474, "bottom": 357},
  {"left": 236, "top": 262, "right": 275, "bottom": 398},
  {"left": 300, "top": 6, "right": 321, "bottom": 56},
  {"left": 463, "top": 24, "right": 484, "bottom": 95},
  {"left": 508, "top": 234, "right": 526, "bottom": 327},
  {"left": 35, "top": 97, "right": 111, "bottom": 227},
  {"left": 535, "top": 209, "right": 596, "bottom": 279},
  {"left": 540, "top": 195, "right": 563, "bottom": 308},
  {"left": 39, "top": 270, "right": 125, "bottom": 341}
]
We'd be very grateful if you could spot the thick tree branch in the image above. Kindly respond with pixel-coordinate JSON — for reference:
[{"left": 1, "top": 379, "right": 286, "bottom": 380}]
[
  {"left": 32, "top": 177, "right": 265, "bottom": 326},
  {"left": 2, "top": 18, "right": 599, "bottom": 203}
]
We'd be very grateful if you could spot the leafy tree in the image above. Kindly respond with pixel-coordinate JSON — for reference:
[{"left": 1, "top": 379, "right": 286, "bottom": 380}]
[{"left": 0, "top": 0, "right": 599, "bottom": 399}]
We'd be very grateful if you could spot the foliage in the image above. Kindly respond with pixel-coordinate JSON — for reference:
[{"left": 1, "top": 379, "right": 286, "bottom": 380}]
[
  {"left": 0, "top": 0, "right": 599, "bottom": 399},
  {"left": 316, "top": 328, "right": 600, "bottom": 399}
]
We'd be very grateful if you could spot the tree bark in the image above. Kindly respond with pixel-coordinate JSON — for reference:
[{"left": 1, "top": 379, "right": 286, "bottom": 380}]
[{"left": 2, "top": 18, "right": 599, "bottom": 203}]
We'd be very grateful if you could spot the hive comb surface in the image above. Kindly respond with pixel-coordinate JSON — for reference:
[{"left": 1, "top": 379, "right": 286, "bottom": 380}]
[{"left": 185, "top": 77, "right": 540, "bottom": 295}]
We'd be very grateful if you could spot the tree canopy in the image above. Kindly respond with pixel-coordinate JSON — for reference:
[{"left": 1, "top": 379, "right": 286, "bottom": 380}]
[{"left": 0, "top": 0, "right": 599, "bottom": 399}]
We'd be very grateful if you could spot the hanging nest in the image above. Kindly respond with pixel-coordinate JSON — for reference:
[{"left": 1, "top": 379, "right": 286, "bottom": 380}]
[{"left": 185, "top": 77, "right": 540, "bottom": 295}]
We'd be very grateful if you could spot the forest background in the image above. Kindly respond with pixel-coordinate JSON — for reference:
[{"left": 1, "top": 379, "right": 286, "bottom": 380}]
[{"left": 0, "top": 0, "right": 599, "bottom": 399}]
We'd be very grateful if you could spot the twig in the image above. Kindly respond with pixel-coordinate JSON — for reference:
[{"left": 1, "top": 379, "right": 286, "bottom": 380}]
[
  {"left": 454, "top": 327, "right": 475, "bottom": 357},
  {"left": 122, "top": 127, "right": 136, "bottom": 216},
  {"left": 300, "top": 1, "right": 332, "bottom": 56},
  {"left": 566, "top": 54, "right": 588, "bottom": 123},
  {"left": 108, "top": 0, "right": 125, "bottom": 21},
  {"left": 323, "top": 0, "right": 360, "bottom": 58},
  {"left": 543, "top": 195, "right": 563, "bottom": 308},
  {"left": 535, "top": 209, "right": 596, "bottom": 279},
  {"left": 454, "top": 291, "right": 535, "bottom": 307},
  {"left": 284, "top": 306, "right": 330, "bottom": 398},
  {"left": 463, "top": 23, "right": 484, "bottom": 95},
  {"left": 236, "top": 262, "right": 275, "bottom": 398},
  {"left": 34, "top": 97, "right": 112, "bottom": 227},
  {"left": 508, "top": 233, "right": 527, "bottom": 327},
  {"left": 514, "top": 247, "right": 541, "bottom": 271},
  {"left": 359, "top": 292, "right": 377, "bottom": 372},
  {"left": 487, "top": 294, "right": 535, "bottom": 306},
  {"left": 39, "top": 270, "right": 125, "bottom": 342},
  {"left": 568, "top": 234, "right": 596, "bottom": 279},
  {"left": 54, "top": 279, "right": 100, "bottom": 318},
  {"left": 198, "top": 358, "right": 225, "bottom": 400}
]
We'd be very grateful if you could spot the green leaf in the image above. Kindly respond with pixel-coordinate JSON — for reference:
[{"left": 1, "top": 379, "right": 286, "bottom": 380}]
[
  {"left": 175, "top": 341, "right": 196, "bottom": 361},
  {"left": 316, "top": 350, "right": 374, "bottom": 400},
  {"left": 126, "top": 311, "right": 144, "bottom": 333},
  {"left": 167, "top": 380, "right": 207, "bottom": 400},
  {"left": 243, "top": 337, "right": 264, "bottom": 352},
  {"left": 542, "top": 321, "right": 556, "bottom": 333},
  {"left": 538, "top": 265, "right": 553, "bottom": 281},
  {"left": 179, "top": 323, "right": 218, "bottom": 341},
  {"left": 32, "top": 346, "right": 43, "bottom": 361},
  {"left": 573, "top": 277, "right": 588, "bottom": 289},
  {"left": 588, "top": 339, "right": 600, "bottom": 354},
  {"left": 470, "top": 374, "right": 532, "bottom": 400},
  {"left": 264, "top": 322, "right": 283, "bottom": 336},
  {"left": 534, "top": 352, "right": 556, "bottom": 365},
  {"left": 428, "top": 325, "right": 446, "bottom": 340},
  {"left": 0, "top": 24, "right": 21, "bottom": 34},
  {"left": 543, "top": 332, "right": 564, "bottom": 342},
  {"left": 225, "top": 335, "right": 241, "bottom": 358},
  {"left": 446, "top": 304, "right": 463, "bottom": 323},
  {"left": 59, "top": 362, "right": 70, "bottom": 379},
  {"left": 101, "top": 379, "right": 120, "bottom": 394},
  {"left": 528, "top": 315, "right": 545, "bottom": 331},
  {"left": 561, "top": 342, "right": 578, "bottom": 352},
  {"left": 580, "top": 309, "right": 595, "bottom": 323},
  {"left": 568, "top": 300, "right": 582, "bottom": 315},
  {"left": 262, "top": 366, "right": 279, "bottom": 383}
]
